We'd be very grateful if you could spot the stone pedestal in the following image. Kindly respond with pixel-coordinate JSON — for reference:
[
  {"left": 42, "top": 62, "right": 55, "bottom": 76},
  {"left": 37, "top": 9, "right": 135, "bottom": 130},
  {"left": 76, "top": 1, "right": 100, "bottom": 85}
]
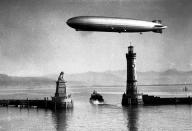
[
  {"left": 122, "top": 93, "right": 138, "bottom": 106},
  {"left": 55, "top": 80, "right": 66, "bottom": 97}
]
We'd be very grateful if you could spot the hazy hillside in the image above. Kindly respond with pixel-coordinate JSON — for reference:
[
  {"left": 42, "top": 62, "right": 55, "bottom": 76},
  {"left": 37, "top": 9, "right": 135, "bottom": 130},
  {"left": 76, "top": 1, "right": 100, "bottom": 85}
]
[
  {"left": 0, "top": 69, "right": 192, "bottom": 88},
  {"left": 46, "top": 69, "right": 192, "bottom": 86},
  {"left": 137, "top": 69, "right": 192, "bottom": 85},
  {"left": 65, "top": 71, "right": 125, "bottom": 86},
  {"left": 0, "top": 74, "right": 54, "bottom": 88}
]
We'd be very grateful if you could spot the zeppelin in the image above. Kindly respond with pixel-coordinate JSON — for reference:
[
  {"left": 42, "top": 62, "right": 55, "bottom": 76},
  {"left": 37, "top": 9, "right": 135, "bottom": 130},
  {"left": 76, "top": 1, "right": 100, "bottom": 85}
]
[{"left": 66, "top": 16, "right": 167, "bottom": 33}]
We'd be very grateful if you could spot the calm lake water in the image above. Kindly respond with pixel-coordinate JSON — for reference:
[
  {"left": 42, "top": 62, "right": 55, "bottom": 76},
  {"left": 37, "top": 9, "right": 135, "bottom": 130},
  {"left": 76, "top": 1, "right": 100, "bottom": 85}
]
[{"left": 0, "top": 85, "right": 192, "bottom": 131}]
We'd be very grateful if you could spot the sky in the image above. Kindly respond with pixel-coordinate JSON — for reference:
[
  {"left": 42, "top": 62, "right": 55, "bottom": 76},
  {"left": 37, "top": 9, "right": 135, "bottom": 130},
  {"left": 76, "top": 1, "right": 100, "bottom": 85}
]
[{"left": 0, "top": 0, "right": 191, "bottom": 76}]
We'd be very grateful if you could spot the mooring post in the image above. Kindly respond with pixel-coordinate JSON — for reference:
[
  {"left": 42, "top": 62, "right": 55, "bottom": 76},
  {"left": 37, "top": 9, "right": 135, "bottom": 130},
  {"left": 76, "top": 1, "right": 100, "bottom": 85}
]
[
  {"left": 46, "top": 97, "right": 47, "bottom": 108},
  {"left": 44, "top": 97, "right": 47, "bottom": 108},
  {"left": 6, "top": 100, "right": 9, "bottom": 107},
  {"left": 27, "top": 98, "right": 29, "bottom": 108},
  {"left": 44, "top": 97, "right": 45, "bottom": 108},
  {"left": 54, "top": 101, "right": 56, "bottom": 110}
]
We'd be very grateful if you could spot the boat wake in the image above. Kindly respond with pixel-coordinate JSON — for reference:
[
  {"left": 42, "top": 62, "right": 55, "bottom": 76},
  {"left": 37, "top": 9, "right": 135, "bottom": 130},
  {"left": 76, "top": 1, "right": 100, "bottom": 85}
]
[{"left": 90, "top": 100, "right": 104, "bottom": 105}]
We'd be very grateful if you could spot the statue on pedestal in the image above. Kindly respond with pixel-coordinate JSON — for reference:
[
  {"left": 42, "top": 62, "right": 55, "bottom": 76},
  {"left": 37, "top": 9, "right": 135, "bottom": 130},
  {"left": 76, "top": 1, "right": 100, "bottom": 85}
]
[
  {"left": 52, "top": 71, "right": 73, "bottom": 109},
  {"left": 58, "top": 71, "right": 64, "bottom": 81}
]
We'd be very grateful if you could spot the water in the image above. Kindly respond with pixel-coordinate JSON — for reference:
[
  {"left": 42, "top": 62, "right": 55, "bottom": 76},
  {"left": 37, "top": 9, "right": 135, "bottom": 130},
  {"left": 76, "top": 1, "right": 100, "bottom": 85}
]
[{"left": 0, "top": 85, "right": 192, "bottom": 131}]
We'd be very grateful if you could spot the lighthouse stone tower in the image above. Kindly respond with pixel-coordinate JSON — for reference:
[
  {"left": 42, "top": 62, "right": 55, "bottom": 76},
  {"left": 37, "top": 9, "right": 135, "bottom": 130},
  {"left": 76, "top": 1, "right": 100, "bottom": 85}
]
[{"left": 122, "top": 45, "right": 138, "bottom": 106}]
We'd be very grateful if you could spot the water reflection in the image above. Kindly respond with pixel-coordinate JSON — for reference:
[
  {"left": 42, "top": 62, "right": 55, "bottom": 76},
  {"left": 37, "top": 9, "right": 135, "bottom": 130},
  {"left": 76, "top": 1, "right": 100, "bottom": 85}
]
[
  {"left": 52, "top": 109, "right": 73, "bottom": 131},
  {"left": 123, "top": 106, "right": 139, "bottom": 131}
]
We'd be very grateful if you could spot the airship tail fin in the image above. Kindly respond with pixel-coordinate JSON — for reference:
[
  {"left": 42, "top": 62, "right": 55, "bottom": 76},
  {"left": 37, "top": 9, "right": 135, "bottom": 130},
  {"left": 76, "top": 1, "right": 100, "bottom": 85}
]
[
  {"left": 153, "top": 29, "right": 162, "bottom": 33},
  {"left": 152, "top": 20, "right": 162, "bottom": 24}
]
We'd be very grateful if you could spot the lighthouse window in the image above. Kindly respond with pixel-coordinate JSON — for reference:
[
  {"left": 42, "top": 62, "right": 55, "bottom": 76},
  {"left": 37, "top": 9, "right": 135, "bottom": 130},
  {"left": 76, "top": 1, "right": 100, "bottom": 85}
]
[{"left": 128, "top": 47, "right": 133, "bottom": 53}]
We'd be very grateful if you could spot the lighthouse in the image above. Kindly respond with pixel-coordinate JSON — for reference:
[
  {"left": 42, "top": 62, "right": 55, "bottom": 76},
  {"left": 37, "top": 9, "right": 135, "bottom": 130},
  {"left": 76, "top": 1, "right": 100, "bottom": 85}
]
[{"left": 122, "top": 45, "right": 138, "bottom": 106}]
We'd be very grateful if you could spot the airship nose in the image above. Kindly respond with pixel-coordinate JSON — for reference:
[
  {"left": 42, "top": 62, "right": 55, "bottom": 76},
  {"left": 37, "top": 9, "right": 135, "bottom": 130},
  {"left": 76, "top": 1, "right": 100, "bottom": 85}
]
[
  {"left": 66, "top": 17, "right": 83, "bottom": 31},
  {"left": 66, "top": 17, "right": 81, "bottom": 28}
]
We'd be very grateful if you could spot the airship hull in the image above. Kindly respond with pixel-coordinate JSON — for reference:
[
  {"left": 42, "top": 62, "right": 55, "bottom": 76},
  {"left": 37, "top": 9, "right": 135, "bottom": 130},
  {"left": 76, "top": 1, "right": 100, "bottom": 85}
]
[{"left": 67, "top": 16, "right": 167, "bottom": 33}]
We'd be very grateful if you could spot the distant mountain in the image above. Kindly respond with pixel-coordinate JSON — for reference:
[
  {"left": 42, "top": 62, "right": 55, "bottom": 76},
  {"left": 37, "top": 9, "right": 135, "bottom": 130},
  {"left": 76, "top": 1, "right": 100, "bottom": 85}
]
[
  {"left": 0, "top": 74, "right": 54, "bottom": 88},
  {"left": 46, "top": 69, "right": 192, "bottom": 86},
  {"left": 0, "top": 74, "right": 9, "bottom": 79},
  {"left": 137, "top": 69, "right": 192, "bottom": 85},
  {"left": 0, "top": 69, "right": 192, "bottom": 88},
  {"left": 65, "top": 71, "right": 125, "bottom": 86}
]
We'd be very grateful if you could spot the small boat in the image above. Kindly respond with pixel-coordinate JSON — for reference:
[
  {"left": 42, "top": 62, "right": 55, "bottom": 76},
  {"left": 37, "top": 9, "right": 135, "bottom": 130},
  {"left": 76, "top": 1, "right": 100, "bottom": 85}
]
[{"left": 90, "top": 90, "right": 104, "bottom": 104}]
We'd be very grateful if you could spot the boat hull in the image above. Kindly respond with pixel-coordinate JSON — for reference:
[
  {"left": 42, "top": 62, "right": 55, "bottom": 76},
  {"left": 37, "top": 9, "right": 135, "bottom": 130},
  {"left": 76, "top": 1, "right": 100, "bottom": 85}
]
[{"left": 90, "top": 99, "right": 104, "bottom": 105}]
